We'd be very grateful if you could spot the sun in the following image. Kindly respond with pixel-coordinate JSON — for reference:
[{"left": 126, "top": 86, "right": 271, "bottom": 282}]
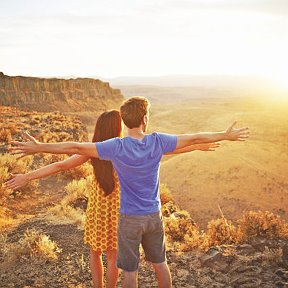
[
  {"left": 263, "top": 73, "right": 288, "bottom": 103},
  {"left": 270, "top": 73, "right": 288, "bottom": 92}
]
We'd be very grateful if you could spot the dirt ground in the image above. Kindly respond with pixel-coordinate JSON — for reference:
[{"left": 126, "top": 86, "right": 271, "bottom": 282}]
[{"left": 1, "top": 212, "right": 288, "bottom": 288}]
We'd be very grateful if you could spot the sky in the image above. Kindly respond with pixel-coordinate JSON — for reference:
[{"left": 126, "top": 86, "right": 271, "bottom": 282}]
[{"left": 0, "top": 0, "right": 288, "bottom": 83}]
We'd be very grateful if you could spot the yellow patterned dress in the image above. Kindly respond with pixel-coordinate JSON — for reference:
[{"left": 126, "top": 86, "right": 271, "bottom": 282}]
[{"left": 84, "top": 179, "right": 120, "bottom": 252}]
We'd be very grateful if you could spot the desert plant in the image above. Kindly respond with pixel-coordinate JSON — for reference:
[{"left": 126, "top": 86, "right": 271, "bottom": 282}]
[
  {"left": 0, "top": 210, "right": 14, "bottom": 231},
  {"left": 0, "top": 153, "right": 33, "bottom": 175},
  {"left": 202, "top": 217, "right": 238, "bottom": 250},
  {"left": 48, "top": 176, "right": 93, "bottom": 228},
  {"left": 63, "top": 160, "right": 93, "bottom": 180},
  {"left": 164, "top": 210, "right": 201, "bottom": 250},
  {"left": 161, "top": 200, "right": 179, "bottom": 217},
  {"left": 160, "top": 183, "right": 174, "bottom": 205},
  {"left": 0, "top": 153, "right": 38, "bottom": 198},
  {"left": 0, "top": 128, "right": 11, "bottom": 143},
  {"left": 20, "top": 228, "right": 62, "bottom": 259},
  {"left": 62, "top": 177, "right": 91, "bottom": 206},
  {"left": 261, "top": 246, "right": 283, "bottom": 265},
  {"left": 0, "top": 229, "right": 61, "bottom": 263},
  {"left": 237, "top": 210, "right": 288, "bottom": 242},
  {"left": 21, "top": 228, "right": 61, "bottom": 260}
]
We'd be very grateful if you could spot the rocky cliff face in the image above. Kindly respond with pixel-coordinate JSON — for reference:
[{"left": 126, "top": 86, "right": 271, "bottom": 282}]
[{"left": 0, "top": 72, "right": 124, "bottom": 112}]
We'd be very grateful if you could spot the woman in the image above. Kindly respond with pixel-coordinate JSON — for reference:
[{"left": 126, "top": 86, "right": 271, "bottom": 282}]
[{"left": 5, "top": 109, "right": 219, "bottom": 288}]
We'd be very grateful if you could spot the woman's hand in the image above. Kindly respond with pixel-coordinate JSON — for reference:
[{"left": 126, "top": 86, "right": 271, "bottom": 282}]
[
  {"left": 9, "top": 132, "right": 40, "bottom": 159},
  {"left": 194, "top": 142, "right": 220, "bottom": 151},
  {"left": 4, "top": 173, "right": 29, "bottom": 191}
]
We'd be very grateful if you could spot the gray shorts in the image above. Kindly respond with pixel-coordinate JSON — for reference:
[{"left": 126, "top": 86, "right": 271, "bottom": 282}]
[{"left": 117, "top": 211, "right": 166, "bottom": 272}]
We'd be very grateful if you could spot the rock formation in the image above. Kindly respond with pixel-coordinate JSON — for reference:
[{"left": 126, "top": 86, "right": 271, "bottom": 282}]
[{"left": 0, "top": 72, "right": 124, "bottom": 112}]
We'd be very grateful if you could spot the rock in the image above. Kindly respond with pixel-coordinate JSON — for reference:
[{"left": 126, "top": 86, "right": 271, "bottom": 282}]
[
  {"left": 236, "top": 244, "right": 256, "bottom": 255},
  {"left": 161, "top": 201, "right": 178, "bottom": 217},
  {"left": 199, "top": 247, "right": 222, "bottom": 265},
  {"left": 176, "top": 268, "right": 190, "bottom": 279},
  {"left": 274, "top": 281, "right": 288, "bottom": 288},
  {"left": 283, "top": 245, "right": 288, "bottom": 262},
  {"left": 251, "top": 239, "right": 267, "bottom": 252},
  {"left": 199, "top": 248, "right": 230, "bottom": 271},
  {"left": 171, "top": 210, "right": 196, "bottom": 225},
  {"left": 275, "top": 269, "right": 288, "bottom": 281}
]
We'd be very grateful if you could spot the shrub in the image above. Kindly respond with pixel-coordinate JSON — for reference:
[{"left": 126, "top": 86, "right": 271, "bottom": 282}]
[
  {"left": 0, "top": 153, "right": 33, "bottom": 175},
  {"left": 0, "top": 166, "right": 10, "bottom": 200},
  {"left": 63, "top": 160, "right": 93, "bottom": 180},
  {"left": 202, "top": 217, "right": 238, "bottom": 250},
  {"left": 62, "top": 177, "right": 91, "bottom": 206},
  {"left": 49, "top": 176, "right": 93, "bottom": 228},
  {"left": 237, "top": 210, "right": 288, "bottom": 242},
  {"left": 20, "top": 228, "right": 62, "bottom": 259},
  {"left": 161, "top": 200, "right": 179, "bottom": 217},
  {"left": 0, "top": 153, "right": 38, "bottom": 198},
  {"left": 0, "top": 128, "right": 11, "bottom": 143},
  {"left": 164, "top": 210, "right": 201, "bottom": 250},
  {"left": 1, "top": 228, "right": 61, "bottom": 262},
  {"left": 160, "top": 183, "right": 174, "bottom": 205},
  {"left": 0, "top": 207, "right": 14, "bottom": 230}
]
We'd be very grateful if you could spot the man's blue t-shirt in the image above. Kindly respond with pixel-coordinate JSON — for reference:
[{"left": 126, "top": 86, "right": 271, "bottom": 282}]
[{"left": 96, "top": 132, "right": 177, "bottom": 215}]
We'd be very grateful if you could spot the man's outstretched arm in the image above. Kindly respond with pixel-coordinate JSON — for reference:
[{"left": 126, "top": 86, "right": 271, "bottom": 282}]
[
  {"left": 9, "top": 132, "right": 99, "bottom": 158},
  {"left": 176, "top": 121, "right": 249, "bottom": 149}
]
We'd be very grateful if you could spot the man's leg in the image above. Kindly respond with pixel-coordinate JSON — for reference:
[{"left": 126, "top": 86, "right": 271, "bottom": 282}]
[
  {"left": 117, "top": 214, "right": 143, "bottom": 287},
  {"left": 123, "top": 271, "right": 138, "bottom": 288},
  {"left": 152, "top": 261, "right": 172, "bottom": 288},
  {"left": 141, "top": 212, "right": 170, "bottom": 287}
]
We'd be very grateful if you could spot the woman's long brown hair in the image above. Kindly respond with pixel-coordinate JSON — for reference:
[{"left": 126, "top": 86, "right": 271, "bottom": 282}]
[{"left": 90, "top": 110, "right": 122, "bottom": 196}]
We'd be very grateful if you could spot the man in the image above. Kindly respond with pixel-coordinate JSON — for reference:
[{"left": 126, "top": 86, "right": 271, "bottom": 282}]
[{"left": 9, "top": 96, "right": 249, "bottom": 288}]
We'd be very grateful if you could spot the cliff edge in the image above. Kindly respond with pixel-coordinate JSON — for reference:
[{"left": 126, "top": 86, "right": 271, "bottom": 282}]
[{"left": 0, "top": 72, "right": 124, "bottom": 112}]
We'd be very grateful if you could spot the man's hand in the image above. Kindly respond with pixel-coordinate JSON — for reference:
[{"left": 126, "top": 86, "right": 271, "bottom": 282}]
[
  {"left": 225, "top": 121, "right": 249, "bottom": 141},
  {"left": 3, "top": 173, "right": 28, "bottom": 191},
  {"left": 9, "top": 132, "right": 39, "bottom": 159}
]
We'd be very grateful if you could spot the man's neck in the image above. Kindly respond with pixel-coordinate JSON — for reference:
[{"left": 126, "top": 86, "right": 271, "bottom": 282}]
[{"left": 127, "top": 127, "right": 146, "bottom": 140}]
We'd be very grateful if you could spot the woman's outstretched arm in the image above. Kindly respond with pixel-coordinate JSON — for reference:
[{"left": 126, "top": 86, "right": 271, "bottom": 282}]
[
  {"left": 165, "top": 142, "right": 220, "bottom": 155},
  {"left": 4, "top": 154, "right": 89, "bottom": 191}
]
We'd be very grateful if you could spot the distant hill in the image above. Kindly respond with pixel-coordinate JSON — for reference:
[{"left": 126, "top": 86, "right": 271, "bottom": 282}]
[
  {"left": 0, "top": 72, "right": 124, "bottom": 112},
  {"left": 105, "top": 75, "right": 269, "bottom": 88}
]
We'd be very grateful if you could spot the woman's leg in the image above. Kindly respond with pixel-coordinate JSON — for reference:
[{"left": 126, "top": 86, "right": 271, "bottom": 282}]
[
  {"left": 90, "top": 247, "right": 104, "bottom": 288},
  {"left": 106, "top": 249, "right": 119, "bottom": 288}
]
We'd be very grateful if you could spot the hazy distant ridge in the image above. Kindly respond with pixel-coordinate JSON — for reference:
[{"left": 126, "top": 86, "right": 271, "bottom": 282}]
[{"left": 104, "top": 75, "right": 269, "bottom": 88}]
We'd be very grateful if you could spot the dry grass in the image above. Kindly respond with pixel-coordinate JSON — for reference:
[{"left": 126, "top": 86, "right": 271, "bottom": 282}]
[
  {"left": 0, "top": 228, "right": 61, "bottom": 265},
  {"left": 162, "top": 184, "right": 288, "bottom": 252},
  {"left": 0, "top": 106, "right": 90, "bottom": 231},
  {"left": 0, "top": 153, "right": 36, "bottom": 229},
  {"left": 21, "top": 228, "right": 62, "bottom": 260},
  {"left": 0, "top": 106, "right": 88, "bottom": 146},
  {"left": 201, "top": 217, "right": 238, "bottom": 250},
  {"left": 237, "top": 210, "right": 288, "bottom": 242},
  {"left": 48, "top": 176, "right": 93, "bottom": 228},
  {"left": 160, "top": 183, "right": 174, "bottom": 205},
  {"left": 152, "top": 98, "right": 288, "bottom": 228}
]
